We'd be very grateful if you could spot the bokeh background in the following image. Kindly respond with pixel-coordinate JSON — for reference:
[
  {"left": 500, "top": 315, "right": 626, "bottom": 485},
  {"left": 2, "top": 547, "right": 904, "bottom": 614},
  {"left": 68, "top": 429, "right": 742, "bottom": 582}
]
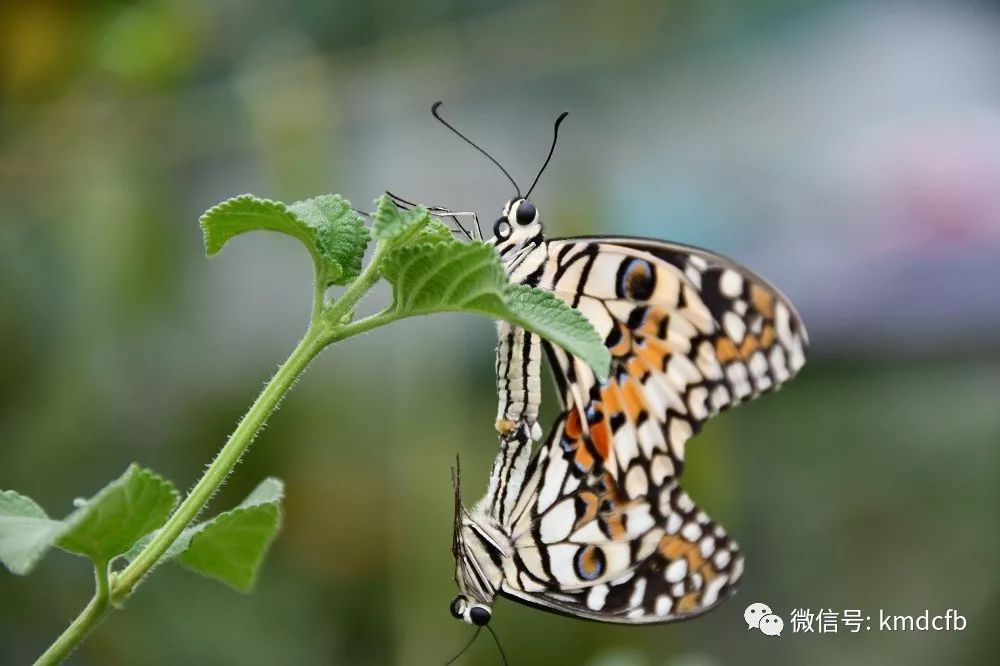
[{"left": 2, "top": 0, "right": 999, "bottom": 664}]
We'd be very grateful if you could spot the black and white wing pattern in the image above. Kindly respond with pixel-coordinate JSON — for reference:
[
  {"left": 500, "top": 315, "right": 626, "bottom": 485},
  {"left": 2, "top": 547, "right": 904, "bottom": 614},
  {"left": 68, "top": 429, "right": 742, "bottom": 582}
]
[
  {"left": 495, "top": 408, "right": 742, "bottom": 623},
  {"left": 489, "top": 237, "right": 806, "bottom": 622},
  {"left": 530, "top": 237, "right": 808, "bottom": 490}
]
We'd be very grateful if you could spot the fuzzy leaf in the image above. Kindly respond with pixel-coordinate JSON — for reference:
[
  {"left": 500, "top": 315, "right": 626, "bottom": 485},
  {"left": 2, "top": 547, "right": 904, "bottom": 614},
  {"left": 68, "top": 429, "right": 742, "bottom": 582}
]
[
  {"left": 370, "top": 194, "right": 458, "bottom": 246},
  {"left": 200, "top": 195, "right": 314, "bottom": 256},
  {"left": 287, "top": 195, "right": 369, "bottom": 284},
  {"left": 371, "top": 195, "right": 430, "bottom": 241},
  {"left": 200, "top": 194, "right": 369, "bottom": 285},
  {"left": 382, "top": 241, "right": 610, "bottom": 377},
  {"left": 0, "top": 491, "right": 65, "bottom": 575},
  {"left": 57, "top": 465, "right": 179, "bottom": 563},
  {"left": 502, "top": 284, "right": 611, "bottom": 377},
  {"left": 418, "top": 217, "right": 455, "bottom": 243},
  {"left": 124, "top": 478, "right": 283, "bottom": 593}
]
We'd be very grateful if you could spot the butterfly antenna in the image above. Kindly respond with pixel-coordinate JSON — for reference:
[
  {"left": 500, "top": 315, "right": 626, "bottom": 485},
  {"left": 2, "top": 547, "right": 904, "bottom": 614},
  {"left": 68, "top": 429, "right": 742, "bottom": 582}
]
[
  {"left": 432, "top": 101, "right": 521, "bottom": 198},
  {"left": 485, "top": 624, "right": 508, "bottom": 666},
  {"left": 444, "top": 627, "right": 481, "bottom": 665},
  {"left": 524, "top": 111, "right": 569, "bottom": 200}
]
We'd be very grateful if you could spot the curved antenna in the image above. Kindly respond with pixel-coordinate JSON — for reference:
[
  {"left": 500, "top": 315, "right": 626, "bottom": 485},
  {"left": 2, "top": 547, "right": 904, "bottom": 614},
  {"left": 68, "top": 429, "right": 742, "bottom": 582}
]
[
  {"left": 524, "top": 111, "right": 569, "bottom": 200},
  {"left": 486, "top": 624, "right": 509, "bottom": 666},
  {"left": 432, "top": 101, "right": 521, "bottom": 197},
  {"left": 444, "top": 627, "right": 481, "bottom": 665}
]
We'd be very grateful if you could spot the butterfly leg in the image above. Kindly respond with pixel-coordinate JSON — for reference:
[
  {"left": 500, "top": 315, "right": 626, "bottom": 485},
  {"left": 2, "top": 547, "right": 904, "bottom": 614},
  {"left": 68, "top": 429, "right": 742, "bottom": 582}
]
[{"left": 384, "top": 191, "right": 482, "bottom": 241}]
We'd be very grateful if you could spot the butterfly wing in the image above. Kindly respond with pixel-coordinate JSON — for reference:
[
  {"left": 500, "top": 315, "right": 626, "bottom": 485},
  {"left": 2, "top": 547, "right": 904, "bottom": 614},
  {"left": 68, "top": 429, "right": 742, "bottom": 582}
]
[
  {"left": 534, "top": 236, "right": 807, "bottom": 488},
  {"left": 497, "top": 411, "right": 743, "bottom": 623},
  {"left": 491, "top": 237, "right": 804, "bottom": 622}
]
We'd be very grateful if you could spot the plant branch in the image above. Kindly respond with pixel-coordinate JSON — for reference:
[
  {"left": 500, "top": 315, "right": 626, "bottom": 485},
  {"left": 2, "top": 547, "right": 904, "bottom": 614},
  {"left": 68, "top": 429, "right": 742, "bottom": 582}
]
[
  {"left": 33, "top": 323, "right": 331, "bottom": 665},
  {"left": 311, "top": 265, "right": 328, "bottom": 323},
  {"left": 323, "top": 241, "right": 389, "bottom": 325},
  {"left": 113, "top": 324, "right": 328, "bottom": 600},
  {"left": 328, "top": 308, "right": 399, "bottom": 341}
]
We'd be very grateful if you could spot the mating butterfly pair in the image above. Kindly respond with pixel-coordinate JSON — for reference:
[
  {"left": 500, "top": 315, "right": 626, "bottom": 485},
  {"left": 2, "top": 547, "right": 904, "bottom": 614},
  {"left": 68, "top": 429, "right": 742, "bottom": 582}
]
[{"left": 419, "top": 104, "right": 808, "bottom": 630}]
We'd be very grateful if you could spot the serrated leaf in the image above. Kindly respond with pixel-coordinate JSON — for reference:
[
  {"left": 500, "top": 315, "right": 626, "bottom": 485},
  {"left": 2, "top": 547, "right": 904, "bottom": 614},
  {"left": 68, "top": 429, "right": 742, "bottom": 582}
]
[
  {"left": 418, "top": 217, "right": 454, "bottom": 243},
  {"left": 199, "top": 193, "right": 369, "bottom": 286},
  {"left": 502, "top": 283, "right": 611, "bottom": 377},
  {"left": 200, "top": 195, "right": 315, "bottom": 256},
  {"left": 382, "top": 241, "right": 610, "bottom": 377},
  {"left": 58, "top": 465, "right": 178, "bottom": 563},
  {"left": 0, "top": 491, "right": 65, "bottom": 575},
  {"left": 287, "top": 195, "right": 369, "bottom": 285},
  {"left": 370, "top": 195, "right": 435, "bottom": 243},
  {"left": 123, "top": 478, "right": 283, "bottom": 593}
]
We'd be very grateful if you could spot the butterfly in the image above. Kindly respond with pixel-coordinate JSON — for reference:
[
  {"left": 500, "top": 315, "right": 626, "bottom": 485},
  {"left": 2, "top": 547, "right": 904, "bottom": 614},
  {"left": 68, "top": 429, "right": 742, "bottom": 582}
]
[{"left": 421, "top": 103, "right": 808, "bottom": 629}]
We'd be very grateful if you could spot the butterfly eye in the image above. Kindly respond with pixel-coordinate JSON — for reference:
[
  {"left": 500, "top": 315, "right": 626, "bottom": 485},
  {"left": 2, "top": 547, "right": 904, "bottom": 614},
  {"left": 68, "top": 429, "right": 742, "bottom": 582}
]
[
  {"left": 494, "top": 218, "right": 512, "bottom": 241},
  {"left": 450, "top": 596, "right": 466, "bottom": 619},
  {"left": 469, "top": 606, "right": 491, "bottom": 626},
  {"left": 515, "top": 201, "right": 536, "bottom": 225}
]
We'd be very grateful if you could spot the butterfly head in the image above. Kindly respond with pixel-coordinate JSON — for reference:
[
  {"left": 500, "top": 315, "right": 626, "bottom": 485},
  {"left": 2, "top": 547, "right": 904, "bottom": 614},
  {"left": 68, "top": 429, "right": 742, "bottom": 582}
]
[
  {"left": 450, "top": 593, "right": 493, "bottom": 626},
  {"left": 451, "top": 479, "right": 503, "bottom": 626},
  {"left": 451, "top": 511, "right": 505, "bottom": 623},
  {"left": 492, "top": 198, "right": 543, "bottom": 258},
  {"left": 451, "top": 517, "right": 501, "bottom": 625}
]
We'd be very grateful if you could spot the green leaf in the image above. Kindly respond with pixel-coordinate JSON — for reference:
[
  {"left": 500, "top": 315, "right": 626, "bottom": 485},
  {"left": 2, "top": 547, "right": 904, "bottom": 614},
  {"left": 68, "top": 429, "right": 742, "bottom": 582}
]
[
  {"left": 382, "top": 241, "right": 610, "bottom": 377},
  {"left": 200, "top": 195, "right": 313, "bottom": 256},
  {"left": 199, "top": 194, "right": 369, "bottom": 286},
  {"left": 371, "top": 195, "right": 420, "bottom": 240},
  {"left": 58, "top": 465, "right": 178, "bottom": 564},
  {"left": 176, "top": 477, "right": 283, "bottom": 592},
  {"left": 0, "top": 491, "right": 65, "bottom": 575},
  {"left": 287, "top": 195, "right": 369, "bottom": 285},
  {"left": 124, "top": 478, "right": 284, "bottom": 593},
  {"left": 417, "top": 217, "right": 455, "bottom": 243},
  {"left": 370, "top": 195, "right": 445, "bottom": 243},
  {"left": 502, "top": 284, "right": 611, "bottom": 377}
]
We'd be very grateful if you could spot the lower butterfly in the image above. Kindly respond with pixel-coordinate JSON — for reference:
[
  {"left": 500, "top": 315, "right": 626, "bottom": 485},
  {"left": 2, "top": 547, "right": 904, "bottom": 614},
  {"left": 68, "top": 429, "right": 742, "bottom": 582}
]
[{"left": 422, "top": 103, "right": 808, "bottom": 629}]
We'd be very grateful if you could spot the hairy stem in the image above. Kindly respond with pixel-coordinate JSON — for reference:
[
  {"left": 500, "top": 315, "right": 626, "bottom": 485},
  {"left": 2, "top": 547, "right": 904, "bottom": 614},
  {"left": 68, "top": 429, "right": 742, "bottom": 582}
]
[
  {"left": 115, "top": 324, "right": 328, "bottom": 596},
  {"left": 34, "top": 322, "right": 331, "bottom": 664},
  {"left": 323, "top": 241, "right": 389, "bottom": 325},
  {"left": 34, "top": 236, "right": 403, "bottom": 664}
]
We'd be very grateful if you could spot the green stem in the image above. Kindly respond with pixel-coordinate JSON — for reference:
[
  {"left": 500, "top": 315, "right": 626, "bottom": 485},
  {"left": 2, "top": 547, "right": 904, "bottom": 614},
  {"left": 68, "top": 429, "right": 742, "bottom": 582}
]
[
  {"left": 34, "top": 322, "right": 331, "bottom": 665},
  {"left": 34, "top": 237, "right": 403, "bottom": 665},
  {"left": 311, "top": 270, "right": 327, "bottom": 323},
  {"left": 35, "top": 562, "right": 110, "bottom": 666},
  {"left": 329, "top": 308, "right": 399, "bottom": 341},
  {"left": 323, "top": 241, "right": 389, "bottom": 325},
  {"left": 114, "top": 324, "right": 328, "bottom": 598}
]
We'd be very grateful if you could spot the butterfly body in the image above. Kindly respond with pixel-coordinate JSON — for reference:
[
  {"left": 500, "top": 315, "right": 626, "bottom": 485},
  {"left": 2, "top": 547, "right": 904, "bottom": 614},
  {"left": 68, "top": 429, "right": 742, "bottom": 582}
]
[{"left": 451, "top": 197, "right": 808, "bottom": 627}]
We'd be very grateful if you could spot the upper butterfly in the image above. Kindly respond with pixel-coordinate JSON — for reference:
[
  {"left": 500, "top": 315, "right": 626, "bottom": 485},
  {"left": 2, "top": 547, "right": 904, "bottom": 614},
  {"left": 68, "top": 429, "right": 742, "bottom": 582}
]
[{"left": 426, "top": 103, "right": 808, "bottom": 628}]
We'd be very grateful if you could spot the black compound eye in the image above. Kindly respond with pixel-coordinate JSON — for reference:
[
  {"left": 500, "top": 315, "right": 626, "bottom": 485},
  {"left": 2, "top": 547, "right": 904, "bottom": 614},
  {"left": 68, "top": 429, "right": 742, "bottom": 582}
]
[
  {"left": 469, "top": 606, "right": 491, "bottom": 626},
  {"left": 450, "top": 596, "right": 465, "bottom": 619},
  {"left": 493, "top": 218, "right": 512, "bottom": 240},
  {"left": 515, "top": 201, "right": 536, "bottom": 225}
]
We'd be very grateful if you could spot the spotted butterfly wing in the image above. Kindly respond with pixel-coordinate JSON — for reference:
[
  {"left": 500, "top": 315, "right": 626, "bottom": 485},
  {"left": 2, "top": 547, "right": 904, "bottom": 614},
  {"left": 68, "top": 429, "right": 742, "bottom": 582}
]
[
  {"left": 493, "top": 410, "right": 744, "bottom": 623},
  {"left": 423, "top": 104, "right": 809, "bottom": 627},
  {"left": 502, "top": 237, "right": 808, "bottom": 491},
  {"left": 482, "top": 237, "right": 806, "bottom": 622}
]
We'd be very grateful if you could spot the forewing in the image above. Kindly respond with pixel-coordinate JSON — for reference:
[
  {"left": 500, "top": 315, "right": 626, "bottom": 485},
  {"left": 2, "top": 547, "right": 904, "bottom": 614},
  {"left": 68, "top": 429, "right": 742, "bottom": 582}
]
[{"left": 537, "top": 237, "right": 807, "bottom": 488}]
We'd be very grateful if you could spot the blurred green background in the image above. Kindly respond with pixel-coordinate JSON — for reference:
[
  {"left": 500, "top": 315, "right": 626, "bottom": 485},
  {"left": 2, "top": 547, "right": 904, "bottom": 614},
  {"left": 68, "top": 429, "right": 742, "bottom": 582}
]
[{"left": 2, "top": 0, "right": 999, "bottom": 664}]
